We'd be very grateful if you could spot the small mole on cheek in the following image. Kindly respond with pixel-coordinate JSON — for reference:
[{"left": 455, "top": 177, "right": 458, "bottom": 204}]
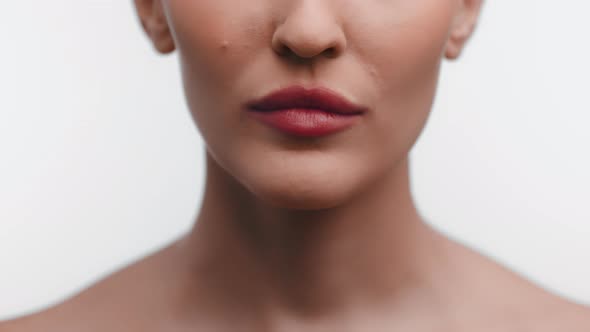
[
  {"left": 219, "top": 40, "right": 230, "bottom": 51},
  {"left": 369, "top": 66, "right": 378, "bottom": 78}
]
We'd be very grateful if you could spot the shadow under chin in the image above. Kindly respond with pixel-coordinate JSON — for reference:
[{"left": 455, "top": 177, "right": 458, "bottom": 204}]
[{"left": 246, "top": 178, "right": 359, "bottom": 212}]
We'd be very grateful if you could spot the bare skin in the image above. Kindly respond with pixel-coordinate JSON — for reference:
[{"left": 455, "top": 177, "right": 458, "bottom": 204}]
[{"left": 2, "top": 0, "right": 589, "bottom": 331}]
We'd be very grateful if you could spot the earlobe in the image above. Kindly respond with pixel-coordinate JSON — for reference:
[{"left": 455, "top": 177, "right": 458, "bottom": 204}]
[
  {"left": 444, "top": 41, "right": 461, "bottom": 60},
  {"left": 133, "top": 0, "right": 176, "bottom": 54},
  {"left": 150, "top": 22, "right": 176, "bottom": 54},
  {"left": 444, "top": 25, "right": 472, "bottom": 60},
  {"left": 444, "top": 0, "right": 484, "bottom": 60}
]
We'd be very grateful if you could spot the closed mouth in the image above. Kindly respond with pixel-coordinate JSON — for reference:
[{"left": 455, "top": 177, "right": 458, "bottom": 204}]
[{"left": 245, "top": 85, "right": 367, "bottom": 115}]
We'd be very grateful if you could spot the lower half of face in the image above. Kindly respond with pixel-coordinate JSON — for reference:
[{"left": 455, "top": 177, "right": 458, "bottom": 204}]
[{"left": 162, "top": 0, "right": 456, "bottom": 209}]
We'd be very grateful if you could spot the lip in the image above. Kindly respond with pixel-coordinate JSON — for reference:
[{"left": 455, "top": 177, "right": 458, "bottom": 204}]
[{"left": 244, "top": 85, "right": 367, "bottom": 137}]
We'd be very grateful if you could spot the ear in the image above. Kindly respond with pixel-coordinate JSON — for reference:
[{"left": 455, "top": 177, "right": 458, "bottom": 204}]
[
  {"left": 133, "top": 0, "right": 176, "bottom": 54},
  {"left": 444, "top": 0, "right": 484, "bottom": 60}
]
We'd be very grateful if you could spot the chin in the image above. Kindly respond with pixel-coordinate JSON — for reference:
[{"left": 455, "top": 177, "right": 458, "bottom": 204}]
[
  {"left": 240, "top": 165, "right": 361, "bottom": 211},
  {"left": 214, "top": 142, "right": 375, "bottom": 211},
  {"left": 254, "top": 187, "right": 346, "bottom": 211},
  {"left": 250, "top": 182, "right": 353, "bottom": 211}
]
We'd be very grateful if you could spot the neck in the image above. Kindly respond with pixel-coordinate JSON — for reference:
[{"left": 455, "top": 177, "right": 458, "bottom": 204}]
[{"left": 179, "top": 152, "right": 444, "bottom": 321}]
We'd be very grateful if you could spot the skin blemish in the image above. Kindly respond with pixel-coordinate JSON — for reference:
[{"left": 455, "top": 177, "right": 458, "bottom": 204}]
[{"left": 220, "top": 40, "right": 230, "bottom": 51}]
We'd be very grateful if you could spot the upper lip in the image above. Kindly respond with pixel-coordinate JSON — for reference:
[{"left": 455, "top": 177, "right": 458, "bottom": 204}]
[{"left": 245, "top": 85, "right": 367, "bottom": 115}]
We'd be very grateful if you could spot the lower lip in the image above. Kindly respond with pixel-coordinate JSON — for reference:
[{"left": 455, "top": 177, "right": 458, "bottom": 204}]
[{"left": 247, "top": 108, "right": 363, "bottom": 137}]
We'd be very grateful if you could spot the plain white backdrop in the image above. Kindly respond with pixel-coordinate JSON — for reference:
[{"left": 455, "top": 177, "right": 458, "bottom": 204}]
[{"left": 1, "top": 1, "right": 589, "bottom": 320}]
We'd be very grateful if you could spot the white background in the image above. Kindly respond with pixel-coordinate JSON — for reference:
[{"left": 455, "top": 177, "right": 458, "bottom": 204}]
[{"left": 1, "top": 1, "right": 589, "bottom": 320}]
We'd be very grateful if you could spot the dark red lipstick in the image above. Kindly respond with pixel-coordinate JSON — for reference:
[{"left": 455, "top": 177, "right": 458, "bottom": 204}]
[{"left": 245, "top": 85, "right": 367, "bottom": 137}]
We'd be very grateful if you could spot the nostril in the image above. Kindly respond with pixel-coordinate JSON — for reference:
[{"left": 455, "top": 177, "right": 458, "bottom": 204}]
[
  {"left": 276, "top": 45, "right": 307, "bottom": 63},
  {"left": 274, "top": 43, "right": 294, "bottom": 59},
  {"left": 275, "top": 43, "right": 338, "bottom": 60},
  {"left": 278, "top": 44, "right": 292, "bottom": 56},
  {"left": 323, "top": 47, "right": 337, "bottom": 58}
]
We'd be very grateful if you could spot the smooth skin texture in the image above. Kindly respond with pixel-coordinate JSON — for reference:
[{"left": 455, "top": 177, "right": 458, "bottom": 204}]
[{"left": 2, "top": 0, "right": 590, "bottom": 331}]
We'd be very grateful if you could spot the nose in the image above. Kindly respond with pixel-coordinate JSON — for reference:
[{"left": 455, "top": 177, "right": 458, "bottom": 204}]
[{"left": 271, "top": 2, "right": 347, "bottom": 61}]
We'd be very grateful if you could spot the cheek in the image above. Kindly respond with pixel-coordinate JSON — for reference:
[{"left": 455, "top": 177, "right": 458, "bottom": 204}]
[
  {"left": 163, "top": 1, "right": 272, "bottom": 142},
  {"left": 165, "top": 1, "right": 227, "bottom": 72},
  {"left": 164, "top": 1, "right": 266, "bottom": 93},
  {"left": 350, "top": 1, "right": 454, "bottom": 154},
  {"left": 352, "top": 1, "right": 453, "bottom": 93}
]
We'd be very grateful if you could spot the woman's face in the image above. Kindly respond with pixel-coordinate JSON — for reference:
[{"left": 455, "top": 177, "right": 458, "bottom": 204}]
[{"left": 136, "top": 0, "right": 482, "bottom": 209}]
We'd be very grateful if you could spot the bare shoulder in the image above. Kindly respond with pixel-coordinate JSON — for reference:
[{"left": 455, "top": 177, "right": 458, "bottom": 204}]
[
  {"left": 0, "top": 278, "right": 124, "bottom": 332},
  {"left": 434, "top": 231, "right": 590, "bottom": 331},
  {"left": 530, "top": 299, "right": 590, "bottom": 332},
  {"left": 0, "top": 240, "right": 186, "bottom": 332},
  {"left": 0, "top": 312, "right": 51, "bottom": 332},
  {"left": 0, "top": 316, "right": 29, "bottom": 332}
]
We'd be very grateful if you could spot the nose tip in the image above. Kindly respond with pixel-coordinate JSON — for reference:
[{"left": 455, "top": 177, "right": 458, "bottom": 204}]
[{"left": 271, "top": 4, "right": 346, "bottom": 61}]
